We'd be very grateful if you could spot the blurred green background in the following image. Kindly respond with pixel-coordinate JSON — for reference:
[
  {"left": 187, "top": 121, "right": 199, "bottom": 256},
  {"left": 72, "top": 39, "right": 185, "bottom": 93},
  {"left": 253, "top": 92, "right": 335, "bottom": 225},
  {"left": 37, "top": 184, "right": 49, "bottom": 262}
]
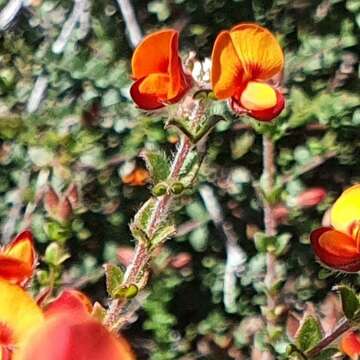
[{"left": 0, "top": 0, "right": 359, "bottom": 358}]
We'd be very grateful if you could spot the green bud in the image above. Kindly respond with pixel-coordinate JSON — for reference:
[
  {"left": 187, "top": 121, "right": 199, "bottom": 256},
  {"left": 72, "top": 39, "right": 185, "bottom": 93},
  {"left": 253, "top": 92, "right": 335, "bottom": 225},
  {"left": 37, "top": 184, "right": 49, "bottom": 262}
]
[
  {"left": 170, "top": 182, "right": 185, "bottom": 194},
  {"left": 152, "top": 182, "right": 167, "bottom": 196},
  {"left": 114, "top": 284, "right": 138, "bottom": 299}
]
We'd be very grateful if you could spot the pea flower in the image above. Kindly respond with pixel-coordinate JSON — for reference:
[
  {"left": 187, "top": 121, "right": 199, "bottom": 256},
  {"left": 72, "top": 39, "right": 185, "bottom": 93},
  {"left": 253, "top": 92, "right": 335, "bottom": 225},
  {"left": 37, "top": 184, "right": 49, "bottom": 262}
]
[
  {"left": 341, "top": 331, "right": 360, "bottom": 359},
  {"left": 130, "top": 29, "right": 192, "bottom": 110},
  {"left": 0, "top": 230, "right": 36, "bottom": 284},
  {"left": 211, "top": 23, "right": 285, "bottom": 121},
  {"left": 0, "top": 279, "right": 135, "bottom": 360},
  {"left": 311, "top": 184, "right": 360, "bottom": 272}
]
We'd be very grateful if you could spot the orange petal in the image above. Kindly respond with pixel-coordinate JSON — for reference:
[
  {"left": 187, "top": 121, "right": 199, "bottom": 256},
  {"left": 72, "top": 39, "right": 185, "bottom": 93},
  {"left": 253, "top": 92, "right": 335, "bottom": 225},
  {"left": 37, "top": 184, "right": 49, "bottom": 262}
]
[
  {"left": 341, "top": 331, "right": 360, "bottom": 359},
  {"left": 331, "top": 184, "right": 360, "bottom": 236},
  {"left": 229, "top": 23, "right": 284, "bottom": 81},
  {"left": 211, "top": 30, "right": 244, "bottom": 99},
  {"left": 45, "top": 289, "right": 92, "bottom": 318},
  {"left": 310, "top": 227, "right": 360, "bottom": 272},
  {"left": 15, "top": 313, "right": 136, "bottom": 360},
  {"left": 138, "top": 73, "right": 169, "bottom": 97},
  {"left": 130, "top": 77, "right": 166, "bottom": 110},
  {"left": 132, "top": 29, "right": 178, "bottom": 80}
]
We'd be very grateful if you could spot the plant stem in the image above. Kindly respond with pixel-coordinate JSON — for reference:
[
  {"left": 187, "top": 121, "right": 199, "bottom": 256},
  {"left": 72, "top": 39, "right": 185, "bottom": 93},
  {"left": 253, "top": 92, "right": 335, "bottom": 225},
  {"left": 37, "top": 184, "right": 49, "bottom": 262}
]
[
  {"left": 261, "top": 135, "right": 278, "bottom": 360},
  {"left": 104, "top": 136, "right": 192, "bottom": 331},
  {"left": 305, "top": 317, "right": 350, "bottom": 358}
]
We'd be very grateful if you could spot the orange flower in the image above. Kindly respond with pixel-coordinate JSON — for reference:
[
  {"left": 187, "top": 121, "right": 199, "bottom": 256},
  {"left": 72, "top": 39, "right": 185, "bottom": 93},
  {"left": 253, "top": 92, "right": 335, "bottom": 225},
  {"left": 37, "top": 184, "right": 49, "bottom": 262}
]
[
  {"left": 341, "top": 331, "right": 360, "bottom": 359},
  {"left": 122, "top": 167, "right": 150, "bottom": 186},
  {"left": 211, "top": 23, "right": 285, "bottom": 121},
  {"left": 130, "top": 29, "right": 192, "bottom": 110},
  {"left": 0, "top": 230, "right": 36, "bottom": 284},
  {"left": 0, "top": 284, "right": 136, "bottom": 360},
  {"left": 311, "top": 184, "right": 360, "bottom": 272}
]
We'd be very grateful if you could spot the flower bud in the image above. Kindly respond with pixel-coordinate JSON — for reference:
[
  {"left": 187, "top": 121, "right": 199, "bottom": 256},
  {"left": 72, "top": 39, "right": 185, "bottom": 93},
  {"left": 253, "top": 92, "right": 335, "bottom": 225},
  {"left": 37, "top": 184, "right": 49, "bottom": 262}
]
[
  {"left": 152, "top": 182, "right": 167, "bottom": 197},
  {"left": 170, "top": 182, "right": 185, "bottom": 195},
  {"left": 295, "top": 187, "right": 327, "bottom": 208}
]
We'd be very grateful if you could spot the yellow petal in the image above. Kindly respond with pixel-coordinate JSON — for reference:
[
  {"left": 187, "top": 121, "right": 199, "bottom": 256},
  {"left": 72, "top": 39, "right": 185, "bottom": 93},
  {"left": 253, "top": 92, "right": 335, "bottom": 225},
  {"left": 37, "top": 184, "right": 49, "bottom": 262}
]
[
  {"left": 240, "top": 81, "right": 277, "bottom": 111},
  {"left": 331, "top": 184, "right": 360, "bottom": 235},
  {"left": 0, "top": 279, "right": 43, "bottom": 347},
  {"left": 229, "top": 23, "right": 284, "bottom": 81}
]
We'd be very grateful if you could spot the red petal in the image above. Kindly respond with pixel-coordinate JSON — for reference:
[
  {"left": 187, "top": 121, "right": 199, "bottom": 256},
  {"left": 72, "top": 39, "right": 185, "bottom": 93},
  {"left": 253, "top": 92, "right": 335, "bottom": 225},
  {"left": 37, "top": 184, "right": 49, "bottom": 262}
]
[
  {"left": 130, "top": 77, "right": 165, "bottom": 110},
  {"left": 310, "top": 227, "right": 360, "bottom": 272},
  {"left": 17, "top": 314, "right": 136, "bottom": 360},
  {"left": 45, "top": 290, "right": 92, "bottom": 318},
  {"left": 341, "top": 331, "right": 360, "bottom": 359}
]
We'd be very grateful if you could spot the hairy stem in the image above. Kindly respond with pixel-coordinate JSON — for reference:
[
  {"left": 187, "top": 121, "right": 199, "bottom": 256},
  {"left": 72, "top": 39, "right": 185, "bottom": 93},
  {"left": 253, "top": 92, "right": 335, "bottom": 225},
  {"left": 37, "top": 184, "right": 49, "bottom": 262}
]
[
  {"left": 305, "top": 317, "right": 350, "bottom": 358},
  {"left": 104, "top": 136, "right": 192, "bottom": 331}
]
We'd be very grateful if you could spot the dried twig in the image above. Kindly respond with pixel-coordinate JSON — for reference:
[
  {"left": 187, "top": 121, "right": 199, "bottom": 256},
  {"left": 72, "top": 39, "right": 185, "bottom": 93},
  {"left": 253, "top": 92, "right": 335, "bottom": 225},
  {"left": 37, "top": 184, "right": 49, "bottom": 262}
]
[
  {"left": 52, "top": 0, "right": 91, "bottom": 54},
  {"left": 0, "top": 0, "right": 23, "bottom": 30},
  {"left": 115, "top": 0, "right": 142, "bottom": 48},
  {"left": 199, "top": 184, "right": 246, "bottom": 313},
  {"left": 27, "top": 75, "right": 48, "bottom": 114}
]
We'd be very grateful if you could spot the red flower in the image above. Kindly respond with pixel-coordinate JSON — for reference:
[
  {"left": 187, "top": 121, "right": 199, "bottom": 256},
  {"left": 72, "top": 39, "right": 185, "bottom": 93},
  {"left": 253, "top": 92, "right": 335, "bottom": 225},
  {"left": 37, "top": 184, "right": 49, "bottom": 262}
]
[
  {"left": 211, "top": 23, "right": 285, "bottom": 121},
  {"left": 0, "top": 230, "right": 36, "bottom": 284},
  {"left": 341, "top": 331, "right": 360, "bottom": 359},
  {"left": 130, "top": 29, "right": 191, "bottom": 110},
  {"left": 310, "top": 184, "right": 360, "bottom": 272}
]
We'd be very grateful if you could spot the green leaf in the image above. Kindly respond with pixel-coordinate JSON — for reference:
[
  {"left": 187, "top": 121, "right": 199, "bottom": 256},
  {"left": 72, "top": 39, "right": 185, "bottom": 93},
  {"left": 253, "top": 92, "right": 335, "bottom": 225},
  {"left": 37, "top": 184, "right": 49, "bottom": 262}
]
[
  {"left": 131, "top": 198, "right": 156, "bottom": 238},
  {"left": 104, "top": 263, "right": 124, "bottom": 298},
  {"left": 113, "top": 284, "right": 139, "bottom": 299},
  {"left": 150, "top": 223, "right": 176, "bottom": 249},
  {"left": 312, "top": 348, "right": 338, "bottom": 360},
  {"left": 91, "top": 302, "right": 107, "bottom": 322},
  {"left": 179, "top": 151, "right": 200, "bottom": 187},
  {"left": 254, "top": 232, "right": 271, "bottom": 253},
  {"left": 44, "top": 243, "right": 70, "bottom": 266},
  {"left": 337, "top": 285, "right": 360, "bottom": 320},
  {"left": 141, "top": 149, "right": 170, "bottom": 184},
  {"left": 296, "top": 315, "right": 323, "bottom": 352}
]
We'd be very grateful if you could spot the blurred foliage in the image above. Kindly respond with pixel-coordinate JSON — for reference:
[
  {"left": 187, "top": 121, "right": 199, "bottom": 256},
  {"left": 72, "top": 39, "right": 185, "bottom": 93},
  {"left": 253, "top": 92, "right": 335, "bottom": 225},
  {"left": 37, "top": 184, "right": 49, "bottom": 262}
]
[{"left": 0, "top": 0, "right": 359, "bottom": 359}]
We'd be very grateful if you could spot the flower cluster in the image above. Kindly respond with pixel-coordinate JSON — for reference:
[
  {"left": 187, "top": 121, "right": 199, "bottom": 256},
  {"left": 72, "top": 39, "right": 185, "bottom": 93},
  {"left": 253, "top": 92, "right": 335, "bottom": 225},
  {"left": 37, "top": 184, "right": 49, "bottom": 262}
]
[{"left": 130, "top": 23, "right": 285, "bottom": 122}]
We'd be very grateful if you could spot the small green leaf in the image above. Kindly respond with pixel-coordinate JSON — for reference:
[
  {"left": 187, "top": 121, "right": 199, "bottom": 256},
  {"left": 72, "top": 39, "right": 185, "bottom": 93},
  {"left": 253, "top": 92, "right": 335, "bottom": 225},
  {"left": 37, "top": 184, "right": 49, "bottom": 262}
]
[
  {"left": 296, "top": 315, "right": 323, "bottom": 352},
  {"left": 132, "top": 198, "right": 156, "bottom": 235},
  {"left": 141, "top": 149, "right": 170, "bottom": 184},
  {"left": 337, "top": 285, "right": 360, "bottom": 320},
  {"left": 44, "top": 243, "right": 70, "bottom": 266},
  {"left": 114, "top": 284, "right": 138, "bottom": 299},
  {"left": 254, "top": 232, "right": 272, "bottom": 253},
  {"left": 312, "top": 348, "right": 338, "bottom": 360},
  {"left": 179, "top": 151, "right": 201, "bottom": 187},
  {"left": 104, "top": 263, "right": 124, "bottom": 298},
  {"left": 150, "top": 223, "right": 176, "bottom": 249}
]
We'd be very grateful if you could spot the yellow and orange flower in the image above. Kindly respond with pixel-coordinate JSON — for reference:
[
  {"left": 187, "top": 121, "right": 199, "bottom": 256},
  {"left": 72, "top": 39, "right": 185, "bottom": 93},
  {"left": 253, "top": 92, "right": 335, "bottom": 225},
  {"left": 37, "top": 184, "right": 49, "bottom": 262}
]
[
  {"left": 130, "top": 29, "right": 192, "bottom": 110},
  {"left": 311, "top": 184, "right": 360, "bottom": 272},
  {"left": 0, "top": 231, "right": 36, "bottom": 284},
  {"left": 0, "top": 281, "right": 135, "bottom": 360},
  {"left": 211, "top": 23, "right": 285, "bottom": 122},
  {"left": 341, "top": 331, "right": 360, "bottom": 359}
]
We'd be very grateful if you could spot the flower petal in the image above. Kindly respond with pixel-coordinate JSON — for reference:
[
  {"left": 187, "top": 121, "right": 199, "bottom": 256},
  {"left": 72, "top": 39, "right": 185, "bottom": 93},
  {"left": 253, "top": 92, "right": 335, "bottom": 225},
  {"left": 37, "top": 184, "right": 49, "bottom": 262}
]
[
  {"left": 239, "top": 81, "right": 277, "bottom": 111},
  {"left": 310, "top": 227, "right": 360, "bottom": 272},
  {"left": 45, "top": 290, "right": 92, "bottom": 318},
  {"left": 130, "top": 77, "right": 166, "bottom": 110},
  {"left": 211, "top": 30, "right": 244, "bottom": 99},
  {"left": 229, "top": 23, "right": 284, "bottom": 81},
  {"left": 132, "top": 29, "right": 178, "bottom": 80},
  {"left": 0, "top": 256, "right": 33, "bottom": 282},
  {"left": 4, "top": 230, "right": 35, "bottom": 266},
  {"left": 331, "top": 184, "right": 360, "bottom": 236},
  {"left": 15, "top": 314, "right": 136, "bottom": 360},
  {"left": 341, "top": 331, "right": 360, "bottom": 359},
  {"left": 0, "top": 279, "right": 43, "bottom": 348}
]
